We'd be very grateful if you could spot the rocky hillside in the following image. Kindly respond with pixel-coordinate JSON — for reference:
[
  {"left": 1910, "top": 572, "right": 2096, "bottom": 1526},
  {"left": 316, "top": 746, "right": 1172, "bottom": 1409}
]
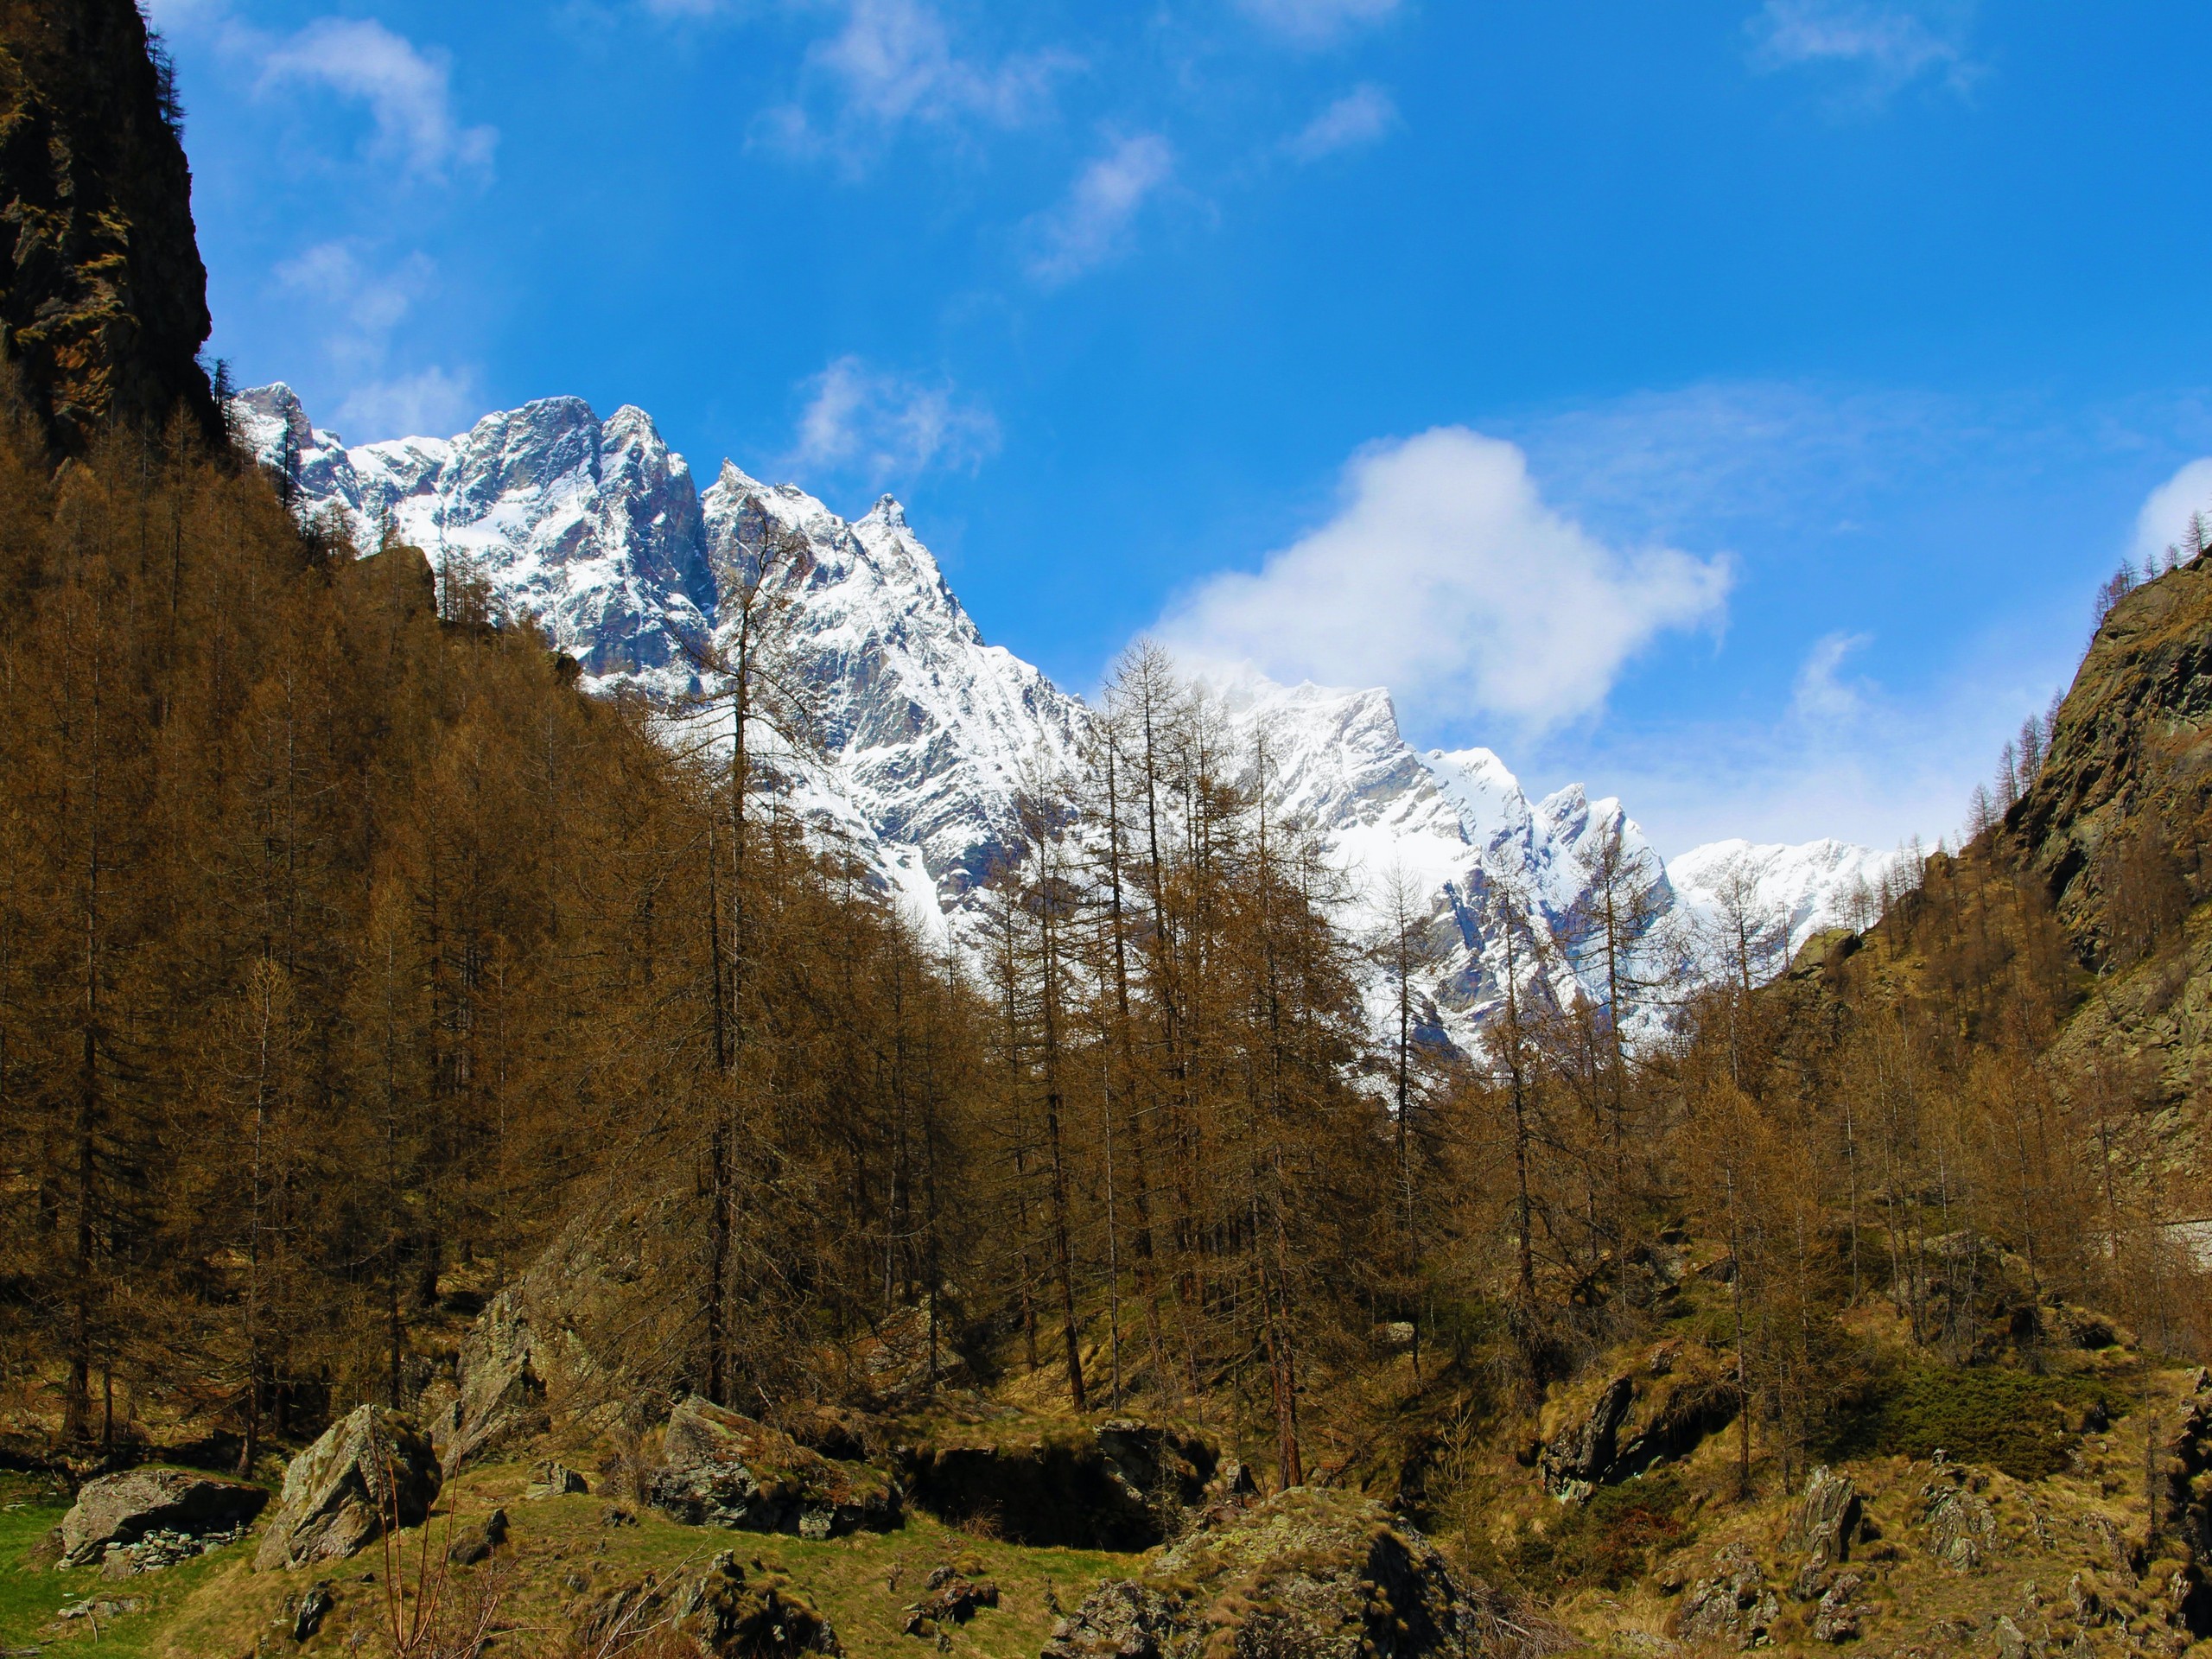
[{"left": 0, "top": 0, "right": 218, "bottom": 452}]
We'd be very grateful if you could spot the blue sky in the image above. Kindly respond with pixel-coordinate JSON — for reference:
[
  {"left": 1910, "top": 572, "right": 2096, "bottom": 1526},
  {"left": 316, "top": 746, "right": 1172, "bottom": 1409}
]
[{"left": 148, "top": 0, "right": 2212, "bottom": 855}]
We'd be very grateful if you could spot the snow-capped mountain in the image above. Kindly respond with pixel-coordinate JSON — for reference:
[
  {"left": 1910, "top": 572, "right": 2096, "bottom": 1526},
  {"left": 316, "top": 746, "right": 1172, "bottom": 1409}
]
[{"left": 232, "top": 384, "right": 1896, "bottom": 1045}]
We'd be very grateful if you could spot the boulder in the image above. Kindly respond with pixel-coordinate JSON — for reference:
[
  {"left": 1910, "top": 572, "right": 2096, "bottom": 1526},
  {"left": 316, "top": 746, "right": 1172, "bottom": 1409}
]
[
  {"left": 1675, "top": 1544, "right": 1779, "bottom": 1649},
  {"left": 446, "top": 1506, "right": 508, "bottom": 1567},
  {"left": 423, "top": 1211, "right": 664, "bottom": 1465},
  {"left": 293, "top": 1582, "right": 335, "bottom": 1642},
  {"left": 847, "top": 1295, "right": 972, "bottom": 1406},
  {"left": 254, "top": 1406, "right": 442, "bottom": 1571},
  {"left": 1043, "top": 1487, "right": 1529, "bottom": 1659},
  {"left": 569, "top": 1551, "right": 841, "bottom": 1657},
  {"left": 435, "top": 1282, "right": 552, "bottom": 1463},
  {"left": 59, "top": 1466, "right": 268, "bottom": 1567},
  {"left": 648, "top": 1396, "right": 899, "bottom": 1537},
  {"left": 897, "top": 1415, "right": 1216, "bottom": 1549},
  {"left": 1044, "top": 1579, "right": 1179, "bottom": 1659}
]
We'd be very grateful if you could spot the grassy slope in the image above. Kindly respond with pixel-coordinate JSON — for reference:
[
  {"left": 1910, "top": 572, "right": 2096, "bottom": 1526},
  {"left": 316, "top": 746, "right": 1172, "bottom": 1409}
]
[{"left": 1, "top": 1459, "right": 1141, "bottom": 1657}]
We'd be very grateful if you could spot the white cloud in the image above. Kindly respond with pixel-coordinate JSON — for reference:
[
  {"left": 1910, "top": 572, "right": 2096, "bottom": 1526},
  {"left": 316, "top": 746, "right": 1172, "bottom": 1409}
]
[
  {"left": 1748, "top": 1, "right": 1982, "bottom": 101},
  {"left": 1157, "top": 428, "right": 1732, "bottom": 731},
  {"left": 1789, "top": 630, "right": 1872, "bottom": 721},
  {"left": 1237, "top": 0, "right": 1399, "bottom": 48},
  {"left": 2133, "top": 457, "right": 2212, "bottom": 567},
  {"left": 763, "top": 0, "right": 1074, "bottom": 162},
  {"left": 1283, "top": 84, "right": 1396, "bottom": 162},
  {"left": 260, "top": 17, "right": 496, "bottom": 180},
  {"left": 788, "top": 357, "right": 999, "bottom": 481},
  {"left": 334, "top": 367, "right": 480, "bottom": 443},
  {"left": 1024, "top": 134, "right": 1174, "bottom": 285}
]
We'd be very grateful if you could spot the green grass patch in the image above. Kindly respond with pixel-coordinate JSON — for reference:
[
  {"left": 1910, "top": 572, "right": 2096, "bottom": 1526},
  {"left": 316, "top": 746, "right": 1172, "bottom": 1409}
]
[
  {"left": 0, "top": 1470, "right": 257, "bottom": 1657},
  {"left": 0, "top": 1473, "right": 75, "bottom": 1645},
  {"left": 1510, "top": 1468, "right": 1694, "bottom": 1593},
  {"left": 1828, "top": 1365, "right": 2122, "bottom": 1480}
]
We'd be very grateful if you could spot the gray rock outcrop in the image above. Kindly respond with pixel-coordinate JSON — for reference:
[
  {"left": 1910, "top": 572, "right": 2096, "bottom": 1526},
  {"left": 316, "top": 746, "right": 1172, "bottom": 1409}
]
[
  {"left": 1923, "top": 1471, "right": 1997, "bottom": 1573},
  {"left": 569, "top": 1551, "right": 842, "bottom": 1657},
  {"left": 1788, "top": 1465, "right": 1862, "bottom": 1598},
  {"left": 1811, "top": 1571, "right": 1866, "bottom": 1643},
  {"left": 1675, "top": 1544, "right": 1779, "bottom": 1649},
  {"left": 1539, "top": 1376, "right": 1634, "bottom": 1502},
  {"left": 1536, "top": 1350, "right": 1740, "bottom": 1503},
  {"left": 254, "top": 1406, "right": 441, "bottom": 1571}
]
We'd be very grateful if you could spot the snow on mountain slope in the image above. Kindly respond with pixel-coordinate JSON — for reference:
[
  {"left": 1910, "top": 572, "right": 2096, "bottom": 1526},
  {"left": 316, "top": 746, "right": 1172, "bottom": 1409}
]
[
  {"left": 233, "top": 383, "right": 1891, "bottom": 1041},
  {"left": 1668, "top": 838, "right": 1900, "bottom": 965},
  {"left": 694, "top": 464, "right": 1089, "bottom": 923}
]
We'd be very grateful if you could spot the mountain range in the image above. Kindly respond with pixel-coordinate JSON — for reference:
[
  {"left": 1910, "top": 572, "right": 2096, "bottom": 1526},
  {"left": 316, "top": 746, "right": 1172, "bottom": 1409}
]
[{"left": 233, "top": 384, "right": 1897, "bottom": 1045}]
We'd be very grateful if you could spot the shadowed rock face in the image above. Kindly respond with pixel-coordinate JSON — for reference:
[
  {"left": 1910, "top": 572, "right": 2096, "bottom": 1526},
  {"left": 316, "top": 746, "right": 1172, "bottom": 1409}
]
[
  {"left": 895, "top": 1419, "right": 1218, "bottom": 1551},
  {"left": 0, "top": 0, "right": 219, "bottom": 452}
]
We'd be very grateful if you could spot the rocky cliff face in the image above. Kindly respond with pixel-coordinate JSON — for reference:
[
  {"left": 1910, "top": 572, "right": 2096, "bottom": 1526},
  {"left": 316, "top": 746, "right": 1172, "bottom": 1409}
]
[
  {"left": 0, "top": 0, "right": 218, "bottom": 452},
  {"left": 2004, "top": 559, "right": 2212, "bottom": 965},
  {"left": 234, "top": 383, "right": 1890, "bottom": 1046}
]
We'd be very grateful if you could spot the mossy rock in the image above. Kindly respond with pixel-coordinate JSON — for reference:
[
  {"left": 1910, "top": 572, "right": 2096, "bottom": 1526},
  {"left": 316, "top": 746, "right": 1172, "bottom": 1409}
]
[{"left": 1044, "top": 1487, "right": 1527, "bottom": 1659}]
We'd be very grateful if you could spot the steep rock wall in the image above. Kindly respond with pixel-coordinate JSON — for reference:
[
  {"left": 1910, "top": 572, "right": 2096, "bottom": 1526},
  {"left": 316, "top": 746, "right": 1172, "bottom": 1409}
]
[{"left": 0, "top": 0, "right": 218, "bottom": 452}]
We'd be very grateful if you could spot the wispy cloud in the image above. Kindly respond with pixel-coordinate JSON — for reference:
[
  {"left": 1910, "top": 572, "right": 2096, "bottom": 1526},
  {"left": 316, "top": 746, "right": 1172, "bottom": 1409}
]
[
  {"left": 1562, "top": 612, "right": 2069, "bottom": 859},
  {"left": 760, "top": 0, "right": 1075, "bottom": 165},
  {"left": 1236, "top": 0, "right": 1400, "bottom": 48},
  {"left": 275, "top": 241, "right": 477, "bottom": 442},
  {"left": 276, "top": 241, "right": 430, "bottom": 361},
  {"left": 1024, "top": 133, "right": 1174, "bottom": 285},
  {"left": 1748, "top": 0, "right": 1983, "bottom": 104},
  {"left": 334, "top": 368, "right": 480, "bottom": 442},
  {"left": 1158, "top": 428, "right": 1732, "bottom": 732},
  {"left": 259, "top": 18, "right": 497, "bottom": 179},
  {"left": 1790, "top": 630, "right": 1872, "bottom": 721},
  {"left": 1282, "top": 83, "right": 1397, "bottom": 162},
  {"left": 787, "top": 356, "right": 999, "bottom": 483}
]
